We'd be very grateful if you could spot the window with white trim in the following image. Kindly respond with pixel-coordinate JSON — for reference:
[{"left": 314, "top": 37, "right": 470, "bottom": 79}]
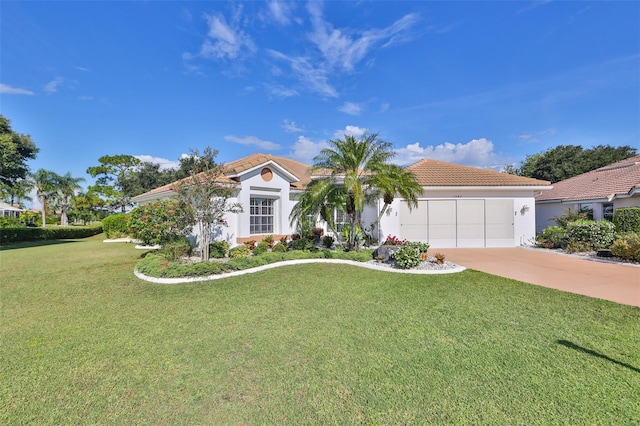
[{"left": 250, "top": 197, "right": 274, "bottom": 234}]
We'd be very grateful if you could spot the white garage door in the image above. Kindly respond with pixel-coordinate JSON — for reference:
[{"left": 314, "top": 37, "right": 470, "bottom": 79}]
[{"left": 399, "top": 199, "right": 514, "bottom": 248}]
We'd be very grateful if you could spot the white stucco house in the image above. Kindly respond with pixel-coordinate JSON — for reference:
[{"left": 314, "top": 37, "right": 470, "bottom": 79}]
[
  {"left": 0, "top": 202, "right": 24, "bottom": 218},
  {"left": 535, "top": 155, "right": 640, "bottom": 233},
  {"left": 131, "top": 153, "right": 551, "bottom": 248}
]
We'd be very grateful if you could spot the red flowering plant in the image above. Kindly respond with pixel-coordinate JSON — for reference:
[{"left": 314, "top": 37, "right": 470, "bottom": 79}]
[
  {"left": 382, "top": 235, "right": 404, "bottom": 246},
  {"left": 128, "top": 200, "right": 193, "bottom": 246}
]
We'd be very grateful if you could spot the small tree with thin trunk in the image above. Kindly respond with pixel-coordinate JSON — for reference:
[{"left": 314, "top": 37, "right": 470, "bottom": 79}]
[{"left": 173, "top": 148, "right": 242, "bottom": 261}]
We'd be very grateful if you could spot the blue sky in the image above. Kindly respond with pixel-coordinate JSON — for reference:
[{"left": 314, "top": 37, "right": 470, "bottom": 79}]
[{"left": 2, "top": 0, "right": 638, "bottom": 199}]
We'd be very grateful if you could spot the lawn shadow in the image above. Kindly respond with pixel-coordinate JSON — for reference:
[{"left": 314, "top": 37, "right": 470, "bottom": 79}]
[
  {"left": 557, "top": 339, "right": 640, "bottom": 374},
  {"left": 0, "top": 239, "right": 80, "bottom": 251}
]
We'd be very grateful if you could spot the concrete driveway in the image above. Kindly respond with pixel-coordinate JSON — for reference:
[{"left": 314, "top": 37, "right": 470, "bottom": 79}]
[{"left": 434, "top": 247, "right": 640, "bottom": 307}]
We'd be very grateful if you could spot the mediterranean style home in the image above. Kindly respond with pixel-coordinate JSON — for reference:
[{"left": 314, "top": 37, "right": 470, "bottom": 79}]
[
  {"left": 535, "top": 155, "right": 640, "bottom": 233},
  {"left": 131, "top": 153, "right": 551, "bottom": 248}
]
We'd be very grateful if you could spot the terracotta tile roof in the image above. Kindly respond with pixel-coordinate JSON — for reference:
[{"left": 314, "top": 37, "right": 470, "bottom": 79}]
[
  {"left": 223, "top": 153, "right": 312, "bottom": 190},
  {"left": 132, "top": 154, "right": 312, "bottom": 201},
  {"left": 406, "top": 158, "right": 550, "bottom": 187},
  {"left": 536, "top": 155, "right": 640, "bottom": 202}
]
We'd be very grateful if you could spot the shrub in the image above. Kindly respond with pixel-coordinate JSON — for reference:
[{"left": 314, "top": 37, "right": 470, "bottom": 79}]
[
  {"left": 289, "top": 238, "right": 315, "bottom": 251},
  {"left": 0, "top": 217, "right": 23, "bottom": 228},
  {"left": 252, "top": 241, "right": 270, "bottom": 255},
  {"left": 551, "top": 208, "right": 588, "bottom": 228},
  {"left": 407, "top": 241, "right": 430, "bottom": 253},
  {"left": 209, "top": 240, "right": 229, "bottom": 258},
  {"left": 392, "top": 245, "right": 421, "bottom": 269},
  {"left": 271, "top": 242, "right": 288, "bottom": 253},
  {"left": 613, "top": 207, "right": 640, "bottom": 233},
  {"left": 263, "top": 235, "right": 275, "bottom": 245},
  {"left": 565, "top": 240, "right": 592, "bottom": 253},
  {"left": 159, "top": 238, "right": 192, "bottom": 261},
  {"left": 537, "top": 226, "right": 568, "bottom": 249},
  {"left": 102, "top": 213, "right": 129, "bottom": 238},
  {"left": 128, "top": 200, "right": 193, "bottom": 246},
  {"left": 322, "top": 235, "right": 335, "bottom": 249},
  {"left": 610, "top": 232, "right": 640, "bottom": 261},
  {"left": 136, "top": 253, "right": 230, "bottom": 278},
  {"left": 566, "top": 220, "right": 615, "bottom": 250},
  {"left": 229, "top": 245, "right": 250, "bottom": 259},
  {"left": 0, "top": 224, "right": 104, "bottom": 244}
]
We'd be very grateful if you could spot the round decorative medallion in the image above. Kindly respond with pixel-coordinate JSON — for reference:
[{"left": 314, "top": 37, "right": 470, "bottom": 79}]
[{"left": 261, "top": 167, "right": 273, "bottom": 182}]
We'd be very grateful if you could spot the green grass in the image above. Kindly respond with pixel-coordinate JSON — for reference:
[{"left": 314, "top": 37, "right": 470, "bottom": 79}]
[{"left": 2, "top": 235, "right": 639, "bottom": 424}]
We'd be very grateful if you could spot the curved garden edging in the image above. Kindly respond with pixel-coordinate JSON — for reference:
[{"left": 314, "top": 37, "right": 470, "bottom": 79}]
[{"left": 134, "top": 258, "right": 466, "bottom": 285}]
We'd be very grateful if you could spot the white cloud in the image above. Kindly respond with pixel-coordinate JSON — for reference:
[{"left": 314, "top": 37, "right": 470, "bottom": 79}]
[
  {"left": 338, "top": 102, "right": 362, "bottom": 116},
  {"left": 333, "top": 125, "right": 367, "bottom": 139},
  {"left": 306, "top": 2, "right": 420, "bottom": 72},
  {"left": 78, "top": 95, "right": 93, "bottom": 101},
  {"left": 516, "top": 128, "right": 557, "bottom": 143},
  {"left": 199, "top": 9, "right": 256, "bottom": 60},
  {"left": 282, "top": 119, "right": 304, "bottom": 133},
  {"left": 266, "top": 84, "right": 299, "bottom": 98},
  {"left": 265, "top": 0, "right": 295, "bottom": 25},
  {"left": 290, "top": 135, "right": 328, "bottom": 163},
  {"left": 134, "top": 155, "right": 180, "bottom": 170},
  {"left": 74, "top": 66, "right": 89, "bottom": 72},
  {"left": 394, "top": 138, "right": 498, "bottom": 167},
  {"left": 267, "top": 49, "right": 337, "bottom": 97},
  {"left": 224, "top": 135, "right": 281, "bottom": 150},
  {"left": 44, "top": 77, "right": 64, "bottom": 93},
  {"left": 0, "top": 83, "right": 34, "bottom": 95}
]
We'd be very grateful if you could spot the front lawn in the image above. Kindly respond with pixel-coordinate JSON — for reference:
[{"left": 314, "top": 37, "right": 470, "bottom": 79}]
[{"left": 1, "top": 235, "right": 639, "bottom": 424}]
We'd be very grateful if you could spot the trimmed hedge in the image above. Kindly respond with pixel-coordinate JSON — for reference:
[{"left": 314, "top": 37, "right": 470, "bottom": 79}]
[
  {"left": 102, "top": 213, "right": 129, "bottom": 239},
  {"left": 0, "top": 224, "right": 104, "bottom": 244},
  {"left": 613, "top": 207, "right": 640, "bottom": 233}
]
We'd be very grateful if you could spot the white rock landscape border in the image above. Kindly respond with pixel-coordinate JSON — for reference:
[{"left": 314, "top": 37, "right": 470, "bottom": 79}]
[{"left": 134, "top": 258, "right": 466, "bottom": 285}]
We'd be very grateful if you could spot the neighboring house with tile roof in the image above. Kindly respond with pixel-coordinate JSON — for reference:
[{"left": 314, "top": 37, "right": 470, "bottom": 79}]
[
  {"left": 535, "top": 155, "right": 640, "bottom": 233},
  {"left": 132, "top": 153, "right": 551, "bottom": 248}
]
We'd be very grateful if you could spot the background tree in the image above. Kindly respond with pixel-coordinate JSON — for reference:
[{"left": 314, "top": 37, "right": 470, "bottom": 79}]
[
  {"left": 31, "top": 169, "right": 61, "bottom": 227},
  {"left": 173, "top": 147, "right": 242, "bottom": 261},
  {"left": 55, "top": 172, "right": 85, "bottom": 226},
  {"left": 86, "top": 154, "right": 141, "bottom": 212},
  {"left": 0, "top": 115, "right": 39, "bottom": 198},
  {"left": 71, "top": 190, "right": 104, "bottom": 225},
  {"left": 1, "top": 178, "right": 32, "bottom": 207},
  {"left": 514, "top": 144, "right": 637, "bottom": 183},
  {"left": 123, "top": 161, "right": 177, "bottom": 197}
]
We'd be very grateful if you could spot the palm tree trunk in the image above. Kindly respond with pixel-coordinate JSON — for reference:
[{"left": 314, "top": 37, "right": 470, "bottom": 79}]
[{"left": 40, "top": 194, "right": 46, "bottom": 228}]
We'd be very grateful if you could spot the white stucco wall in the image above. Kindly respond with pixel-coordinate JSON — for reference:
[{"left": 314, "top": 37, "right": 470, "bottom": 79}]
[{"left": 233, "top": 165, "right": 297, "bottom": 241}]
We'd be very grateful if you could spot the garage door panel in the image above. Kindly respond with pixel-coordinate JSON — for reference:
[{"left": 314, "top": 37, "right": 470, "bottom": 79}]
[
  {"left": 399, "top": 200, "right": 427, "bottom": 241},
  {"left": 457, "top": 199, "right": 485, "bottom": 247},
  {"left": 486, "top": 199, "right": 514, "bottom": 247},
  {"left": 428, "top": 200, "right": 456, "bottom": 247}
]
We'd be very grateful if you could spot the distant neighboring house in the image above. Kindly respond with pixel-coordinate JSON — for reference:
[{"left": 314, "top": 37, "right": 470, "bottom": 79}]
[
  {"left": 0, "top": 202, "right": 24, "bottom": 218},
  {"left": 535, "top": 155, "right": 640, "bottom": 233},
  {"left": 132, "top": 153, "right": 551, "bottom": 248}
]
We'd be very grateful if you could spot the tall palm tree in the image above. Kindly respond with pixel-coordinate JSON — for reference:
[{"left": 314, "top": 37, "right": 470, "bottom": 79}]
[
  {"left": 56, "top": 172, "right": 85, "bottom": 226},
  {"left": 31, "top": 169, "right": 60, "bottom": 227},
  {"left": 1, "top": 178, "right": 33, "bottom": 207},
  {"left": 368, "top": 164, "right": 422, "bottom": 240},
  {"left": 291, "top": 132, "right": 422, "bottom": 251}
]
